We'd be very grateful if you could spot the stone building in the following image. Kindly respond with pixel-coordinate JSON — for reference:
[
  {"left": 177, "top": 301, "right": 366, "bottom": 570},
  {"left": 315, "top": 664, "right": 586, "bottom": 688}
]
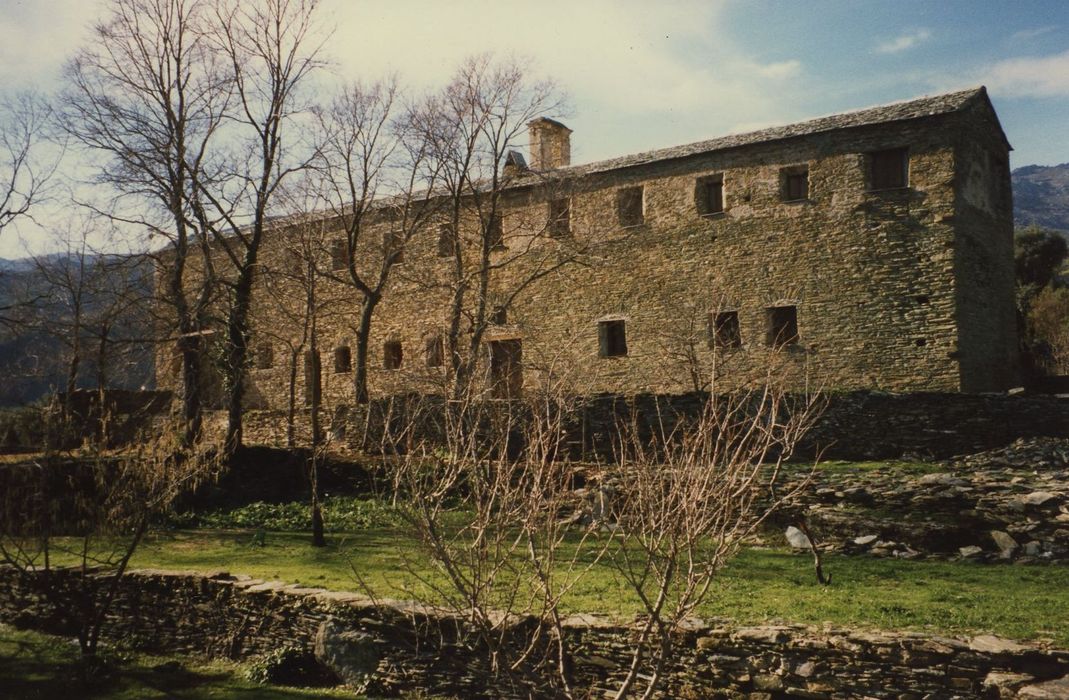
[{"left": 161, "top": 86, "right": 1019, "bottom": 412}]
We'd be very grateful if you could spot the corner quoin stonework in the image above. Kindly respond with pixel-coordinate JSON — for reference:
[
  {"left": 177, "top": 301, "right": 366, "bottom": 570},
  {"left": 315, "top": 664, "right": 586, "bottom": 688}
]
[{"left": 158, "top": 86, "right": 1019, "bottom": 411}]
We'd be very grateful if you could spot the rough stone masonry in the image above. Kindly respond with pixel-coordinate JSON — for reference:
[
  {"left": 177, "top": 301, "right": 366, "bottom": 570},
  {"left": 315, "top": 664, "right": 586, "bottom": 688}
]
[{"left": 158, "top": 86, "right": 1019, "bottom": 413}]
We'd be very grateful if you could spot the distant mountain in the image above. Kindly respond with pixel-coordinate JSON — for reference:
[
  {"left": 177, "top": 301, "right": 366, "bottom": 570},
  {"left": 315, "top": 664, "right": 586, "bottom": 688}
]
[{"left": 1013, "top": 163, "right": 1069, "bottom": 235}]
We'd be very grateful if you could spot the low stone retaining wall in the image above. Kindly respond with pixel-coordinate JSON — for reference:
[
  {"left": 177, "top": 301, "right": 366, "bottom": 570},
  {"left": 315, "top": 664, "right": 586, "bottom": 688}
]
[
  {"left": 2, "top": 567, "right": 1068, "bottom": 698},
  {"left": 221, "top": 390, "right": 1069, "bottom": 462}
]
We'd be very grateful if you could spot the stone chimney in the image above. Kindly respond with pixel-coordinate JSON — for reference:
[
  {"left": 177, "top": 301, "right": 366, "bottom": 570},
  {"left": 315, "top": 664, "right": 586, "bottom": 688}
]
[{"left": 528, "top": 117, "right": 572, "bottom": 170}]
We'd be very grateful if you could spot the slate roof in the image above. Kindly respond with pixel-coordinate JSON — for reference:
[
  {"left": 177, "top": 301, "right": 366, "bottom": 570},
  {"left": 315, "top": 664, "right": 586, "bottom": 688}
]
[{"left": 524, "top": 86, "right": 998, "bottom": 183}]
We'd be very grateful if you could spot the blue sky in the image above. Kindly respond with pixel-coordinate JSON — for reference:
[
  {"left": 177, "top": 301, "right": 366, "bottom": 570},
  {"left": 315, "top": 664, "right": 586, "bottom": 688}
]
[{"left": 1, "top": 0, "right": 1068, "bottom": 256}]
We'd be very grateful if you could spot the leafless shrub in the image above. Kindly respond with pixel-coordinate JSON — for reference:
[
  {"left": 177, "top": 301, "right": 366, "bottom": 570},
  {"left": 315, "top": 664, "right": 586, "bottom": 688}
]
[
  {"left": 374, "top": 347, "right": 821, "bottom": 698},
  {"left": 380, "top": 368, "right": 601, "bottom": 697},
  {"left": 0, "top": 424, "right": 223, "bottom": 667},
  {"left": 604, "top": 369, "right": 823, "bottom": 698}
]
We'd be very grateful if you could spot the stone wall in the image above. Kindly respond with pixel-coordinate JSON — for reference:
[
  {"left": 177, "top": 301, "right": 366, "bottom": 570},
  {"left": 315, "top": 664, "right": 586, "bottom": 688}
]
[
  {"left": 159, "top": 89, "right": 1018, "bottom": 415},
  {"left": 3, "top": 567, "right": 1067, "bottom": 698},
  {"left": 220, "top": 390, "right": 1069, "bottom": 462}
]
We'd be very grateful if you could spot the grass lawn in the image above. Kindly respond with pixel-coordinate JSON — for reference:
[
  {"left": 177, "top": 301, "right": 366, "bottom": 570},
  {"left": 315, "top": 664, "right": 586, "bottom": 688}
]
[
  {"left": 0, "top": 624, "right": 355, "bottom": 699},
  {"left": 47, "top": 528, "right": 1069, "bottom": 646}
]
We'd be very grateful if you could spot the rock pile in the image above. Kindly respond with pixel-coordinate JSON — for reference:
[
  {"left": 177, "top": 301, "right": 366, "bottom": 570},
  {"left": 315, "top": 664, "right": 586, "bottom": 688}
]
[{"left": 796, "top": 438, "right": 1069, "bottom": 563}]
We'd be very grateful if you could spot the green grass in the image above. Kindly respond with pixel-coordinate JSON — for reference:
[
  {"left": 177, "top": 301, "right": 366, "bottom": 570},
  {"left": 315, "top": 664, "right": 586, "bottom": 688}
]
[
  {"left": 0, "top": 624, "right": 356, "bottom": 699},
  {"left": 47, "top": 529, "right": 1069, "bottom": 646}
]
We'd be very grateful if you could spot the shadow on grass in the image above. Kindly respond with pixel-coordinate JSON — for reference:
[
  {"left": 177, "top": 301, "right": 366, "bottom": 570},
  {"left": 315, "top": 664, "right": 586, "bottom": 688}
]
[{"left": 0, "top": 625, "right": 353, "bottom": 700}]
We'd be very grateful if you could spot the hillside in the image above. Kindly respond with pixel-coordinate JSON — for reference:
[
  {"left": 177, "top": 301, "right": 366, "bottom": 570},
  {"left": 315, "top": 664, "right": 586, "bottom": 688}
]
[
  {"left": 0, "top": 254, "right": 155, "bottom": 406},
  {"left": 1013, "top": 163, "right": 1069, "bottom": 235}
]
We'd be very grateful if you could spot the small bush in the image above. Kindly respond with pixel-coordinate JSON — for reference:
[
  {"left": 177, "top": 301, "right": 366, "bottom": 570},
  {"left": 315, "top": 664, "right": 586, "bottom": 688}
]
[
  {"left": 244, "top": 645, "right": 333, "bottom": 686},
  {"left": 175, "top": 496, "right": 401, "bottom": 532}
]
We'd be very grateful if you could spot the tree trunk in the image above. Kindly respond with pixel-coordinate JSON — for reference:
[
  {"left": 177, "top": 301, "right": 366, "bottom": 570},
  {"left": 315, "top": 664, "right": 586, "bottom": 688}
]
[
  {"left": 286, "top": 348, "right": 298, "bottom": 448},
  {"left": 352, "top": 295, "right": 377, "bottom": 405},
  {"left": 179, "top": 337, "right": 203, "bottom": 446},
  {"left": 224, "top": 267, "right": 257, "bottom": 456}
]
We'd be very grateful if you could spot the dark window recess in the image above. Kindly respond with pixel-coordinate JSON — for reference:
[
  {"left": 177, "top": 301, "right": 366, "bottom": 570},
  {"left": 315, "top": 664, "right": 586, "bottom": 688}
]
[
  {"left": 709, "top": 311, "right": 741, "bottom": 349},
  {"left": 869, "top": 148, "right": 908, "bottom": 190},
  {"left": 488, "top": 213, "right": 504, "bottom": 249},
  {"left": 334, "top": 346, "right": 352, "bottom": 373},
  {"left": 330, "top": 239, "right": 348, "bottom": 271},
  {"left": 490, "top": 305, "right": 507, "bottom": 325},
  {"left": 384, "top": 230, "right": 404, "bottom": 264},
  {"left": 254, "top": 342, "right": 274, "bottom": 370},
  {"left": 303, "top": 350, "right": 321, "bottom": 406},
  {"left": 783, "top": 168, "right": 809, "bottom": 201},
  {"left": 489, "top": 339, "right": 523, "bottom": 399},
  {"left": 598, "top": 319, "right": 628, "bottom": 357},
  {"left": 915, "top": 338, "right": 927, "bottom": 347},
  {"left": 916, "top": 295, "right": 930, "bottom": 305},
  {"left": 383, "top": 340, "right": 403, "bottom": 370},
  {"left": 437, "top": 223, "right": 456, "bottom": 258},
  {"left": 549, "top": 198, "right": 570, "bottom": 236},
  {"left": 426, "top": 335, "right": 444, "bottom": 368},
  {"left": 616, "top": 187, "right": 644, "bottom": 227},
  {"left": 698, "top": 177, "right": 724, "bottom": 215},
  {"left": 288, "top": 248, "right": 305, "bottom": 277},
  {"left": 766, "top": 306, "right": 799, "bottom": 347}
]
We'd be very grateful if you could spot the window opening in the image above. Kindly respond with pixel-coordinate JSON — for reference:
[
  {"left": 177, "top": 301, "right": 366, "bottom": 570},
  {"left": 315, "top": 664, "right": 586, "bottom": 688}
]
[
  {"left": 869, "top": 148, "right": 908, "bottom": 190},
  {"left": 698, "top": 176, "right": 724, "bottom": 215},
  {"left": 766, "top": 306, "right": 799, "bottom": 347},
  {"left": 549, "top": 198, "right": 571, "bottom": 236},
  {"left": 334, "top": 346, "right": 352, "bottom": 373},
  {"left": 709, "top": 311, "right": 741, "bottom": 349},
  {"left": 617, "top": 187, "right": 644, "bottom": 227},
  {"left": 598, "top": 319, "right": 628, "bottom": 357},
  {"left": 383, "top": 340, "right": 403, "bottom": 370}
]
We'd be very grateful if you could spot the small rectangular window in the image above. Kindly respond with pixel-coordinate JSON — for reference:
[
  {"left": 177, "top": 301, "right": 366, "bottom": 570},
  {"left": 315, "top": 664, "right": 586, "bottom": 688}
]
[
  {"left": 330, "top": 239, "right": 348, "bottom": 272},
  {"left": 490, "top": 305, "right": 507, "bottom": 325},
  {"left": 697, "top": 176, "right": 724, "bottom": 215},
  {"left": 869, "top": 148, "right": 908, "bottom": 190},
  {"left": 549, "top": 198, "right": 570, "bottom": 236},
  {"left": 437, "top": 223, "right": 455, "bottom": 258},
  {"left": 598, "top": 319, "right": 628, "bottom": 357},
  {"left": 766, "top": 306, "right": 799, "bottom": 347},
  {"left": 782, "top": 167, "right": 809, "bottom": 201},
  {"left": 616, "top": 187, "right": 644, "bottom": 227},
  {"left": 254, "top": 342, "right": 274, "bottom": 370},
  {"left": 426, "top": 335, "right": 444, "bottom": 368},
  {"left": 709, "top": 311, "right": 741, "bottom": 349},
  {"left": 334, "top": 346, "right": 352, "bottom": 373},
  {"left": 383, "top": 340, "right": 403, "bottom": 370},
  {"left": 384, "top": 230, "right": 404, "bottom": 264}
]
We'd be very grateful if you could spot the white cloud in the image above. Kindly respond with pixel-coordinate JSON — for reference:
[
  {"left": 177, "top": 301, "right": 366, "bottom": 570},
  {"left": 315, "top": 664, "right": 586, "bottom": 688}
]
[
  {"left": 1010, "top": 26, "right": 1058, "bottom": 42},
  {"left": 322, "top": 0, "right": 807, "bottom": 162},
  {"left": 875, "top": 28, "right": 932, "bottom": 54},
  {"left": 983, "top": 49, "right": 1069, "bottom": 98}
]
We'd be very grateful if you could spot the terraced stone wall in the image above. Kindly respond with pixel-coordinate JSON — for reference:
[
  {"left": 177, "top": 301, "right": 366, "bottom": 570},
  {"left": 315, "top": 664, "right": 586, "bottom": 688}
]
[{"left": 2, "top": 567, "right": 1067, "bottom": 699}]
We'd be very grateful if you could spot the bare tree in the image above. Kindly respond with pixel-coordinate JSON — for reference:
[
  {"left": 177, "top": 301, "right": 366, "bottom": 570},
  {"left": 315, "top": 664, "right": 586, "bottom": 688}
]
[
  {"left": 409, "top": 55, "right": 583, "bottom": 400},
  {"left": 28, "top": 218, "right": 151, "bottom": 406},
  {"left": 0, "top": 92, "right": 59, "bottom": 241},
  {"left": 604, "top": 375, "right": 822, "bottom": 698},
  {"left": 311, "top": 77, "right": 441, "bottom": 403},
  {"left": 0, "top": 426, "right": 222, "bottom": 677},
  {"left": 192, "top": 0, "right": 325, "bottom": 454},
  {"left": 384, "top": 371, "right": 602, "bottom": 697},
  {"left": 255, "top": 213, "right": 348, "bottom": 545},
  {"left": 63, "top": 0, "right": 229, "bottom": 445}
]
